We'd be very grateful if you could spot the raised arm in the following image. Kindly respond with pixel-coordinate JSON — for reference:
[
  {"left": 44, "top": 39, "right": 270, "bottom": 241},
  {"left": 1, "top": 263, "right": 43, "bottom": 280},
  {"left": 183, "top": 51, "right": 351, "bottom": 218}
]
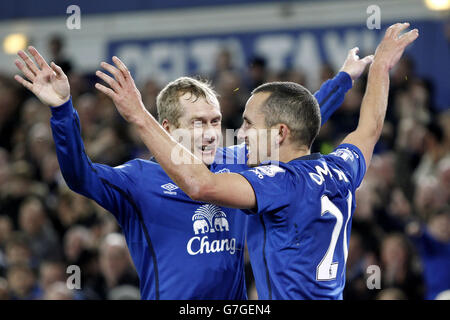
[
  {"left": 316, "top": 47, "right": 373, "bottom": 125},
  {"left": 342, "top": 23, "right": 419, "bottom": 168},
  {"left": 14, "top": 47, "right": 138, "bottom": 223}
]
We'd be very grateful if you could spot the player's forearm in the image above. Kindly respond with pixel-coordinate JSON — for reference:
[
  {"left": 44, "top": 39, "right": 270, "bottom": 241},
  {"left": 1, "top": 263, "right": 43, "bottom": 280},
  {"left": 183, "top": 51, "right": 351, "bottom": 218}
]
[
  {"left": 134, "top": 112, "right": 214, "bottom": 200},
  {"left": 356, "top": 62, "right": 390, "bottom": 144},
  {"left": 50, "top": 98, "right": 104, "bottom": 194},
  {"left": 315, "top": 71, "right": 353, "bottom": 125}
]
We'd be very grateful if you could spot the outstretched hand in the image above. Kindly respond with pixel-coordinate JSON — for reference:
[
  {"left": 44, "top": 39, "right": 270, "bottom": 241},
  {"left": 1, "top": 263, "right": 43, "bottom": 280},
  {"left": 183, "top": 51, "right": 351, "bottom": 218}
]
[
  {"left": 374, "top": 22, "right": 419, "bottom": 70},
  {"left": 14, "top": 46, "right": 70, "bottom": 107},
  {"left": 340, "top": 47, "right": 374, "bottom": 83},
  {"left": 95, "top": 57, "right": 147, "bottom": 125}
]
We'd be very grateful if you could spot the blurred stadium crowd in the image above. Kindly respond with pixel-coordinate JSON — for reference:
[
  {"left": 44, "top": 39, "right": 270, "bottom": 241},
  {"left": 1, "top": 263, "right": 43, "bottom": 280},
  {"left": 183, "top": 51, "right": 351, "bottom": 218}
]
[{"left": 0, "top": 36, "right": 448, "bottom": 300}]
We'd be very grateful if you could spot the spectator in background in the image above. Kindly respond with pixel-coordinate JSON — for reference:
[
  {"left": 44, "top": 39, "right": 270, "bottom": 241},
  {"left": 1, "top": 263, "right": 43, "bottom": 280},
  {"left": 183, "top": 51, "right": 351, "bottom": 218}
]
[
  {"left": 0, "top": 76, "right": 21, "bottom": 152},
  {"left": 44, "top": 281, "right": 74, "bottom": 300},
  {"left": 208, "top": 49, "right": 250, "bottom": 136},
  {"left": 388, "top": 56, "right": 416, "bottom": 125},
  {"left": 0, "top": 277, "right": 9, "bottom": 300},
  {"left": 332, "top": 80, "right": 364, "bottom": 136},
  {"left": 413, "top": 122, "right": 450, "bottom": 187},
  {"left": 27, "top": 120, "right": 53, "bottom": 170},
  {"left": 48, "top": 35, "right": 73, "bottom": 75},
  {"left": 381, "top": 187, "right": 413, "bottom": 232},
  {"left": 55, "top": 191, "right": 99, "bottom": 236},
  {"left": 39, "top": 152, "right": 62, "bottom": 205},
  {"left": 438, "top": 158, "right": 450, "bottom": 204},
  {"left": 141, "top": 79, "right": 160, "bottom": 118},
  {"left": 0, "top": 215, "right": 13, "bottom": 250},
  {"left": 391, "top": 56, "right": 415, "bottom": 90},
  {"left": 7, "top": 263, "right": 41, "bottom": 299},
  {"left": 343, "top": 232, "right": 377, "bottom": 300},
  {"left": 0, "top": 216, "right": 13, "bottom": 275},
  {"left": 407, "top": 210, "right": 450, "bottom": 300},
  {"left": 99, "top": 233, "right": 139, "bottom": 300},
  {"left": 39, "top": 260, "right": 66, "bottom": 295},
  {"left": 18, "top": 197, "right": 62, "bottom": 262},
  {"left": 62, "top": 225, "right": 104, "bottom": 299},
  {"left": 413, "top": 176, "right": 447, "bottom": 221},
  {"left": 215, "top": 70, "right": 248, "bottom": 132},
  {"left": 245, "top": 56, "right": 267, "bottom": 90},
  {"left": 395, "top": 78, "right": 432, "bottom": 125},
  {"left": 1, "top": 160, "right": 36, "bottom": 220},
  {"left": 394, "top": 117, "right": 426, "bottom": 199},
  {"left": 376, "top": 288, "right": 407, "bottom": 300},
  {"left": 319, "top": 63, "right": 335, "bottom": 87},
  {"left": 66, "top": 72, "right": 89, "bottom": 102},
  {"left": 438, "top": 110, "right": 450, "bottom": 145},
  {"left": 129, "top": 79, "right": 162, "bottom": 159},
  {"left": 350, "top": 180, "right": 381, "bottom": 253},
  {"left": 63, "top": 225, "right": 93, "bottom": 266},
  {"left": 20, "top": 98, "right": 49, "bottom": 130},
  {"left": 4, "top": 233, "right": 34, "bottom": 268},
  {"left": 0, "top": 148, "right": 9, "bottom": 188},
  {"left": 215, "top": 49, "right": 235, "bottom": 73},
  {"left": 380, "top": 233, "right": 424, "bottom": 300}
]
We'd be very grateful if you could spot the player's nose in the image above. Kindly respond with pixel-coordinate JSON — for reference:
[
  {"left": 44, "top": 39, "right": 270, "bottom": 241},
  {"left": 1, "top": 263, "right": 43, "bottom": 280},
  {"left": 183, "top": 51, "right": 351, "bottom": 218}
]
[
  {"left": 237, "top": 126, "right": 246, "bottom": 142},
  {"left": 203, "top": 127, "right": 217, "bottom": 143}
]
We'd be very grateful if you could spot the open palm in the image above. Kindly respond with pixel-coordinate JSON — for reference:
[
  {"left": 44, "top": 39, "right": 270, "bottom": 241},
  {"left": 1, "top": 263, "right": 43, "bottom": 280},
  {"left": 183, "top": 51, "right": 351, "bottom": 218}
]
[
  {"left": 14, "top": 46, "right": 70, "bottom": 107},
  {"left": 374, "top": 23, "right": 419, "bottom": 71}
]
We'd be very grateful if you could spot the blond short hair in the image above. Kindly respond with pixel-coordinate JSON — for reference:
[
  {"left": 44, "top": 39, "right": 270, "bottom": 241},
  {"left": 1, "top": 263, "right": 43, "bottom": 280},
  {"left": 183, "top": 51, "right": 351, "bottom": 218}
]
[{"left": 156, "top": 77, "right": 218, "bottom": 127}]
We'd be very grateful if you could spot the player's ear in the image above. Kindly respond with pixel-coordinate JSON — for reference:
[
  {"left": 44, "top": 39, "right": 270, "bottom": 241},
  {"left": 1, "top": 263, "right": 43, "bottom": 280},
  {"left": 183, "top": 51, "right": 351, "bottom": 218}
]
[
  {"left": 275, "top": 124, "right": 289, "bottom": 146},
  {"left": 162, "top": 119, "right": 172, "bottom": 133}
]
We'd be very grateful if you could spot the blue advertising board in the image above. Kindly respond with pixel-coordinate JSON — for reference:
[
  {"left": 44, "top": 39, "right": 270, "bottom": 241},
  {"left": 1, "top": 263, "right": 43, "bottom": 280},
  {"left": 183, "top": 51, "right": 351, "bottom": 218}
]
[{"left": 108, "top": 20, "right": 449, "bottom": 111}]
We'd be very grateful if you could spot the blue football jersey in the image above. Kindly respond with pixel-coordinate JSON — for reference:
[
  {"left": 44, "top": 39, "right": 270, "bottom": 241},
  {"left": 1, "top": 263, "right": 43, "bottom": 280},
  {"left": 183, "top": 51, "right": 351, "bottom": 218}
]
[
  {"left": 239, "top": 144, "right": 366, "bottom": 299},
  {"left": 50, "top": 99, "right": 249, "bottom": 300}
]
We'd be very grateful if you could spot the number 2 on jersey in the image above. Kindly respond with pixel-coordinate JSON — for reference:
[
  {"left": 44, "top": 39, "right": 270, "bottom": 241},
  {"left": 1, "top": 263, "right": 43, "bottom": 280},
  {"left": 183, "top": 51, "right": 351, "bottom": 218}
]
[{"left": 316, "top": 190, "right": 352, "bottom": 281}]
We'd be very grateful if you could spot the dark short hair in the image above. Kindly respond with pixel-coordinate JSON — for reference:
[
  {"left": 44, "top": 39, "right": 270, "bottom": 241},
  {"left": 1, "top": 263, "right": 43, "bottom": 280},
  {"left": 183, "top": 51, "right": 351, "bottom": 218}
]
[{"left": 251, "top": 82, "right": 321, "bottom": 149}]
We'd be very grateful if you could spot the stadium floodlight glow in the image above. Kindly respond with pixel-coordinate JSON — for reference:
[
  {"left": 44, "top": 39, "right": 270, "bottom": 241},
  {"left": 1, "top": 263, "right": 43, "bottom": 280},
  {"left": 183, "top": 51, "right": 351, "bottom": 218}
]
[
  {"left": 3, "top": 33, "right": 28, "bottom": 54},
  {"left": 424, "top": 0, "right": 450, "bottom": 11}
]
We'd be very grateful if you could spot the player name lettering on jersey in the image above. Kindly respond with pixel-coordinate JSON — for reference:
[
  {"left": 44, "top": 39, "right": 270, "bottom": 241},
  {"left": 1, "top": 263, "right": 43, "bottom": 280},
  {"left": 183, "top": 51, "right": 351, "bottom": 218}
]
[
  {"left": 308, "top": 161, "right": 348, "bottom": 185},
  {"left": 187, "top": 236, "right": 236, "bottom": 255}
]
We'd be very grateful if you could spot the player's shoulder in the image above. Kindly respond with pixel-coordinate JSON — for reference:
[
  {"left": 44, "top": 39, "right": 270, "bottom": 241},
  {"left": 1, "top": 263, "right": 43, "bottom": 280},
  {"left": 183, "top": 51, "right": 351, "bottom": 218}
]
[
  {"left": 323, "top": 143, "right": 367, "bottom": 189},
  {"left": 113, "top": 158, "right": 160, "bottom": 175},
  {"left": 242, "top": 160, "right": 311, "bottom": 193},
  {"left": 248, "top": 161, "right": 290, "bottom": 178},
  {"left": 286, "top": 153, "right": 324, "bottom": 172},
  {"left": 287, "top": 152, "right": 353, "bottom": 185},
  {"left": 324, "top": 143, "right": 364, "bottom": 163}
]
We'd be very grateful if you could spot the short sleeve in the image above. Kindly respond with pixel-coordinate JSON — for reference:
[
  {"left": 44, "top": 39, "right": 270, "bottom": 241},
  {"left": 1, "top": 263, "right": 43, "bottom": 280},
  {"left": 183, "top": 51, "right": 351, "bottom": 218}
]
[
  {"left": 238, "top": 163, "right": 294, "bottom": 215},
  {"left": 325, "top": 143, "right": 366, "bottom": 190}
]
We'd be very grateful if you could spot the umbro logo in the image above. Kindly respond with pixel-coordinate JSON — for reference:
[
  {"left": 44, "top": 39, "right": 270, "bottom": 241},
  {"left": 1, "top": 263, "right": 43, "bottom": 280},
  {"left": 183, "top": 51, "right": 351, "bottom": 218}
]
[{"left": 161, "top": 183, "right": 179, "bottom": 195}]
